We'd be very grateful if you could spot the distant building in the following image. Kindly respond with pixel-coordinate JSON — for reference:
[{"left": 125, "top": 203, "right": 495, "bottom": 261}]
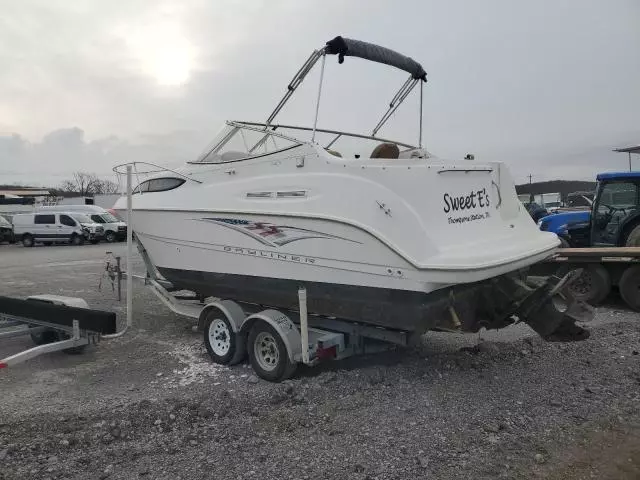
[
  {"left": 56, "top": 194, "right": 121, "bottom": 210},
  {"left": 0, "top": 187, "right": 51, "bottom": 198}
]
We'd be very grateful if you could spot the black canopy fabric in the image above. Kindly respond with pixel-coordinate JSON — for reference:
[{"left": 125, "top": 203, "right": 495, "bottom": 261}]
[{"left": 325, "top": 36, "right": 427, "bottom": 81}]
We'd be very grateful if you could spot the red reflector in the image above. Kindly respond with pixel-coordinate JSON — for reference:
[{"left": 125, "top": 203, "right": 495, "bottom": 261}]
[
  {"left": 0, "top": 363, "right": 7, "bottom": 369},
  {"left": 316, "top": 345, "right": 337, "bottom": 360}
]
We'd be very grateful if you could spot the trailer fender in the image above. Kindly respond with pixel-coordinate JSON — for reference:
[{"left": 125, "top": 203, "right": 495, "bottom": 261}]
[
  {"left": 197, "top": 300, "right": 246, "bottom": 333},
  {"left": 241, "top": 310, "right": 301, "bottom": 363}
]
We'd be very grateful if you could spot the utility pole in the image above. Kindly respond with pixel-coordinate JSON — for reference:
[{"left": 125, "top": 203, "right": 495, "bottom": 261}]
[{"left": 526, "top": 174, "right": 534, "bottom": 203}]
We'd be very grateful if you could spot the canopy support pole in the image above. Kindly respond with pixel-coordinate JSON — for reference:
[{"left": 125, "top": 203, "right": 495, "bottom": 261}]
[
  {"left": 265, "top": 49, "right": 324, "bottom": 128},
  {"left": 419, "top": 80, "right": 424, "bottom": 149},
  {"left": 372, "top": 75, "right": 418, "bottom": 137},
  {"left": 311, "top": 53, "right": 326, "bottom": 143}
]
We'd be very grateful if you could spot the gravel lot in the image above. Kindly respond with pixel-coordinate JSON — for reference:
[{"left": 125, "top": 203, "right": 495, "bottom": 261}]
[{"left": 1, "top": 243, "right": 639, "bottom": 480}]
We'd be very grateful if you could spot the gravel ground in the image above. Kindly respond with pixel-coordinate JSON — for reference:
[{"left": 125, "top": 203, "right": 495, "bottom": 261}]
[{"left": 0, "top": 243, "right": 639, "bottom": 480}]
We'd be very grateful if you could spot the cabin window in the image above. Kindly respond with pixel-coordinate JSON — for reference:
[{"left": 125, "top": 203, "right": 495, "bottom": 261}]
[{"left": 133, "top": 177, "right": 186, "bottom": 194}]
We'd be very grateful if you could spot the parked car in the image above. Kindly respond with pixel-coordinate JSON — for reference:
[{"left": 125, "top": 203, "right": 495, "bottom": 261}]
[
  {"left": 0, "top": 215, "right": 15, "bottom": 244},
  {"left": 12, "top": 212, "right": 104, "bottom": 247},
  {"left": 36, "top": 205, "right": 127, "bottom": 243}
]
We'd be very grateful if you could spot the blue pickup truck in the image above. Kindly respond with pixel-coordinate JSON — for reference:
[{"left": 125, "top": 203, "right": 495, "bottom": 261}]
[{"left": 538, "top": 172, "right": 640, "bottom": 248}]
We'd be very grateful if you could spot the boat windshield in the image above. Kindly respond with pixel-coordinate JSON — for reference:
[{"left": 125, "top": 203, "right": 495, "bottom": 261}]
[
  {"left": 192, "top": 121, "right": 426, "bottom": 164},
  {"left": 194, "top": 123, "right": 302, "bottom": 164}
]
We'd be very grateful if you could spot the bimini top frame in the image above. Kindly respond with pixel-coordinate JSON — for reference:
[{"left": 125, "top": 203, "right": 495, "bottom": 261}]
[{"left": 265, "top": 35, "right": 428, "bottom": 148}]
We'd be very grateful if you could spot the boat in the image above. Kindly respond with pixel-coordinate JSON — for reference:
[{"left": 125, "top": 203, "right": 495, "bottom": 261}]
[{"left": 114, "top": 36, "right": 590, "bottom": 341}]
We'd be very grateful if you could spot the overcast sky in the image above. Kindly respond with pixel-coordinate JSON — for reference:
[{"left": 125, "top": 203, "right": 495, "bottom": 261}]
[{"left": 1, "top": 0, "right": 639, "bottom": 187}]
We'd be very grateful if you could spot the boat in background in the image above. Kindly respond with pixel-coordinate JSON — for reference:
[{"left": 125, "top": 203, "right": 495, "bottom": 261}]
[{"left": 114, "top": 35, "right": 590, "bottom": 341}]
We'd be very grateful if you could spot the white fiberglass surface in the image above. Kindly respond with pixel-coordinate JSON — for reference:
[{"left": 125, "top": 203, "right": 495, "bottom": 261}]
[{"left": 114, "top": 137, "right": 555, "bottom": 277}]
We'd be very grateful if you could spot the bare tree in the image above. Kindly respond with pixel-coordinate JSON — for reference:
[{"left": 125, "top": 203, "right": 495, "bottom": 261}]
[
  {"left": 58, "top": 172, "right": 117, "bottom": 195},
  {"left": 58, "top": 180, "right": 77, "bottom": 193},
  {"left": 94, "top": 179, "right": 120, "bottom": 195}
]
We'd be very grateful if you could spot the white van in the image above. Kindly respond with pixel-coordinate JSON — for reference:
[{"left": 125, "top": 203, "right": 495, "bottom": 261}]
[
  {"left": 36, "top": 205, "right": 127, "bottom": 243},
  {"left": 12, "top": 212, "right": 104, "bottom": 247}
]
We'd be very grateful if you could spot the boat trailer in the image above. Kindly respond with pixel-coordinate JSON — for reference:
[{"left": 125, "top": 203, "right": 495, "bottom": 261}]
[
  {"left": 0, "top": 295, "right": 117, "bottom": 369},
  {"left": 128, "top": 237, "right": 594, "bottom": 382}
]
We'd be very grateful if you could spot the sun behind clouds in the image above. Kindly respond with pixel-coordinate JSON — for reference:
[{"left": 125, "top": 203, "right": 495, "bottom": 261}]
[{"left": 116, "top": 20, "right": 196, "bottom": 87}]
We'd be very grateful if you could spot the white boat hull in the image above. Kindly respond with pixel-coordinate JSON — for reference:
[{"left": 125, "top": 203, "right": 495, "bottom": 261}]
[{"left": 131, "top": 209, "right": 557, "bottom": 294}]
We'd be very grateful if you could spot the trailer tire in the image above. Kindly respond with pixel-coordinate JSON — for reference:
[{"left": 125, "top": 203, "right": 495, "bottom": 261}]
[
  {"left": 624, "top": 225, "right": 640, "bottom": 247},
  {"left": 203, "top": 310, "right": 245, "bottom": 365},
  {"left": 248, "top": 321, "right": 297, "bottom": 382},
  {"left": 567, "top": 265, "right": 611, "bottom": 305},
  {"left": 619, "top": 265, "right": 640, "bottom": 312}
]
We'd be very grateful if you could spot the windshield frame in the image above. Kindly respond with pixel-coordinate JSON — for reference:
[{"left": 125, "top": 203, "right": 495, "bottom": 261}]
[
  {"left": 192, "top": 122, "right": 305, "bottom": 164},
  {"left": 190, "top": 120, "right": 422, "bottom": 165}
]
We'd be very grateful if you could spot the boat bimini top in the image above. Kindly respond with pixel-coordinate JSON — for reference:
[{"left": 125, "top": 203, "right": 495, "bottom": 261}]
[{"left": 189, "top": 35, "right": 429, "bottom": 165}]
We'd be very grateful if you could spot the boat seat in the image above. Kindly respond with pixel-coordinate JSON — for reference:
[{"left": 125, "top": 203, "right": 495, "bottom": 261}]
[{"left": 370, "top": 143, "right": 399, "bottom": 159}]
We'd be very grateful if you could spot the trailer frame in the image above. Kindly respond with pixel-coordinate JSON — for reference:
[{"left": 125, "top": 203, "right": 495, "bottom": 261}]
[
  {"left": 138, "top": 271, "right": 413, "bottom": 381},
  {"left": 529, "top": 247, "right": 640, "bottom": 311},
  {"left": 0, "top": 295, "right": 109, "bottom": 369}
]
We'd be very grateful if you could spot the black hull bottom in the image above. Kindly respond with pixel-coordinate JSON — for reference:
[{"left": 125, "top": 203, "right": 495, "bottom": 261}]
[{"left": 157, "top": 267, "right": 507, "bottom": 333}]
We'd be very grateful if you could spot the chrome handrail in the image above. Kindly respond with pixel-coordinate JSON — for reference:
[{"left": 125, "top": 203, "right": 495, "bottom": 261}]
[{"left": 112, "top": 161, "right": 203, "bottom": 184}]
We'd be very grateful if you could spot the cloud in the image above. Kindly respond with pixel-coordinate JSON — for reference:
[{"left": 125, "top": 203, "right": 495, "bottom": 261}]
[
  {"left": 0, "top": 128, "right": 202, "bottom": 187},
  {"left": 0, "top": 0, "right": 639, "bottom": 187}
]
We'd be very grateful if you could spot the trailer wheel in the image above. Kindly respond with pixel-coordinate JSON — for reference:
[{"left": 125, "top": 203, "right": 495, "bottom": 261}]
[
  {"left": 619, "top": 265, "right": 640, "bottom": 312},
  {"left": 248, "top": 321, "right": 297, "bottom": 382},
  {"left": 567, "top": 265, "right": 611, "bottom": 305},
  {"left": 203, "top": 310, "right": 245, "bottom": 365}
]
